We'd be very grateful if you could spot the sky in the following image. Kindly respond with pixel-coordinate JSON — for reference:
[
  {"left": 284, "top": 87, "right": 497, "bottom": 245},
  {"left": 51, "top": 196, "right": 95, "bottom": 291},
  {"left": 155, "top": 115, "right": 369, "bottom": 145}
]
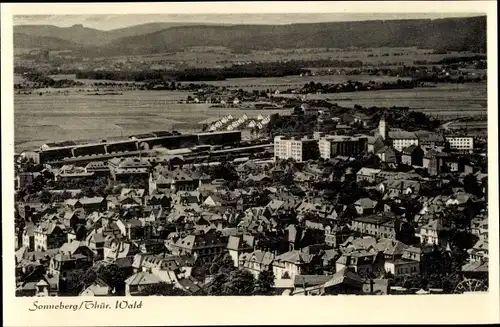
[{"left": 13, "top": 13, "right": 482, "bottom": 30}]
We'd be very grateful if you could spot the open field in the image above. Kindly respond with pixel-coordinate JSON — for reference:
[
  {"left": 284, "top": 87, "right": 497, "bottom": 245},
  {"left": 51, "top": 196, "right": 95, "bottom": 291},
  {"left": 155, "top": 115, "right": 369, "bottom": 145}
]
[
  {"left": 87, "top": 47, "right": 483, "bottom": 69},
  {"left": 14, "top": 76, "right": 487, "bottom": 151},
  {"left": 14, "top": 91, "right": 291, "bottom": 151},
  {"left": 17, "top": 73, "right": 412, "bottom": 89},
  {"left": 283, "top": 83, "right": 488, "bottom": 118}
]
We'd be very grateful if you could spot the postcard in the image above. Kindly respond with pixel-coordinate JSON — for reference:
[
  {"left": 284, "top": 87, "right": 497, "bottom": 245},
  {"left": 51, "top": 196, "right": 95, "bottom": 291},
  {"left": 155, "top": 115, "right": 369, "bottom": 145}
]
[{"left": 2, "top": 2, "right": 499, "bottom": 326}]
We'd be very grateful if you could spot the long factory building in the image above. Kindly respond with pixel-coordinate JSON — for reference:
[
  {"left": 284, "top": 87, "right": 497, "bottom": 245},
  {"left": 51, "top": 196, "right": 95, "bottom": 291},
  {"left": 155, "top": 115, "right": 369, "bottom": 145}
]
[{"left": 27, "top": 130, "right": 242, "bottom": 164}]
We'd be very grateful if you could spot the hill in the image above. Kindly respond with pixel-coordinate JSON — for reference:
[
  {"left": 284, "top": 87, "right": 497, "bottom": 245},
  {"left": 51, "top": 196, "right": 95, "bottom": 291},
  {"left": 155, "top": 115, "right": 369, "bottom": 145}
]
[
  {"left": 15, "top": 16, "right": 487, "bottom": 57},
  {"left": 13, "top": 22, "right": 224, "bottom": 47},
  {"left": 14, "top": 24, "right": 111, "bottom": 46},
  {"left": 84, "top": 16, "right": 487, "bottom": 57},
  {"left": 14, "top": 33, "right": 79, "bottom": 50}
]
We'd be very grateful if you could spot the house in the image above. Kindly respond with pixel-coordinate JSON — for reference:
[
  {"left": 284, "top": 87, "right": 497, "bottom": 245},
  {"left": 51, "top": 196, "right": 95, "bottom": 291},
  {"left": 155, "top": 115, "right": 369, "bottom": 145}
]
[
  {"left": 239, "top": 250, "right": 275, "bottom": 278},
  {"left": 55, "top": 165, "right": 94, "bottom": 182},
  {"left": 376, "top": 146, "right": 399, "bottom": 166},
  {"left": 388, "top": 131, "right": 419, "bottom": 152},
  {"left": 354, "top": 198, "right": 378, "bottom": 215},
  {"left": 384, "top": 258, "right": 420, "bottom": 284},
  {"left": 22, "top": 222, "right": 36, "bottom": 251},
  {"left": 59, "top": 240, "right": 94, "bottom": 259},
  {"left": 401, "top": 145, "right": 424, "bottom": 167},
  {"left": 132, "top": 253, "right": 179, "bottom": 283},
  {"left": 324, "top": 225, "right": 352, "bottom": 248},
  {"left": 322, "top": 267, "right": 364, "bottom": 295},
  {"left": 418, "top": 219, "right": 443, "bottom": 245},
  {"left": 415, "top": 130, "right": 445, "bottom": 148},
  {"left": 356, "top": 168, "right": 382, "bottom": 183},
  {"left": 272, "top": 250, "right": 318, "bottom": 281},
  {"left": 149, "top": 168, "right": 200, "bottom": 193},
  {"left": 32, "top": 275, "right": 59, "bottom": 297},
  {"left": 366, "top": 136, "right": 385, "bottom": 154},
  {"left": 80, "top": 278, "right": 112, "bottom": 296},
  {"left": 383, "top": 179, "right": 421, "bottom": 198},
  {"left": 66, "top": 197, "right": 107, "bottom": 213},
  {"left": 335, "top": 250, "right": 376, "bottom": 277},
  {"left": 85, "top": 161, "right": 110, "bottom": 176},
  {"left": 350, "top": 214, "right": 397, "bottom": 239},
  {"left": 34, "top": 221, "right": 67, "bottom": 251},
  {"left": 170, "top": 231, "right": 227, "bottom": 265},
  {"left": 227, "top": 235, "right": 255, "bottom": 267},
  {"left": 468, "top": 239, "right": 488, "bottom": 262},
  {"left": 109, "top": 157, "right": 151, "bottom": 181},
  {"left": 48, "top": 253, "right": 93, "bottom": 279},
  {"left": 125, "top": 272, "right": 163, "bottom": 296}
]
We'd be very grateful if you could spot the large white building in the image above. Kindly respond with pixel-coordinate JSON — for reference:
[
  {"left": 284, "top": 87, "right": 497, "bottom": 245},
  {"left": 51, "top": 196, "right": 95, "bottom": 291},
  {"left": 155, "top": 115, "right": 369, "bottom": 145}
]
[
  {"left": 388, "top": 131, "right": 419, "bottom": 152},
  {"left": 274, "top": 136, "right": 319, "bottom": 162},
  {"left": 446, "top": 136, "right": 474, "bottom": 151}
]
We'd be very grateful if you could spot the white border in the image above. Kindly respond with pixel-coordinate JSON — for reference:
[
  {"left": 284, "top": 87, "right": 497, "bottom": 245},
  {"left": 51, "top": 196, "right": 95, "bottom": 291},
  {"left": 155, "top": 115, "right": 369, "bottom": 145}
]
[{"left": 2, "top": 2, "right": 499, "bottom": 326}]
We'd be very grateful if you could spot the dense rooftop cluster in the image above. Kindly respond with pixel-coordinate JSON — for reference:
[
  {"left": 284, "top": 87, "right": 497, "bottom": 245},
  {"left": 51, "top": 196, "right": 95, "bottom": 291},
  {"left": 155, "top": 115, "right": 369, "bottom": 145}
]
[{"left": 14, "top": 108, "right": 488, "bottom": 296}]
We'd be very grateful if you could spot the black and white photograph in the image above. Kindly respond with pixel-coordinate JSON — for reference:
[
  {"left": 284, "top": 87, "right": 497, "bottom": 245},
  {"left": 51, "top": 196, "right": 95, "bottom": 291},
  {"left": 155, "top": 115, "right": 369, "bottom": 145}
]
[{"left": 2, "top": 1, "right": 499, "bottom": 326}]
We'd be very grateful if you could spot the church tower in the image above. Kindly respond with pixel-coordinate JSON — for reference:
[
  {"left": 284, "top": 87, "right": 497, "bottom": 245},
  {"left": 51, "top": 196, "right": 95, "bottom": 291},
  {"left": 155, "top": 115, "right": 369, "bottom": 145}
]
[{"left": 379, "top": 116, "right": 387, "bottom": 140}]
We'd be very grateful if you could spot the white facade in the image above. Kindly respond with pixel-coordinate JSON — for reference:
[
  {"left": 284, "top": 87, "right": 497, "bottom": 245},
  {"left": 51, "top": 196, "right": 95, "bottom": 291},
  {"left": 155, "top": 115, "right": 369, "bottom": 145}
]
[
  {"left": 392, "top": 138, "right": 419, "bottom": 152},
  {"left": 273, "top": 261, "right": 302, "bottom": 280},
  {"left": 384, "top": 260, "right": 420, "bottom": 280},
  {"left": 379, "top": 118, "right": 387, "bottom": 140},
  {"left": 318, "top": 139, "right": 332, "bottom": 159},
  {"left": 274, "top": 136, "right": 315, "bottom": 162},
  {"left": 446, "top": 136, "right": 474, "bottom": 151}
]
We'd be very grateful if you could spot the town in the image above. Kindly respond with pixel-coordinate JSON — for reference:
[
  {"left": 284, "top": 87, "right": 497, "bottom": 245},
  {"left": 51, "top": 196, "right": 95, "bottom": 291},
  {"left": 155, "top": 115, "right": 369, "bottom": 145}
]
[{"left": 14, "top": 98, "right": 488, "bottom": 296}]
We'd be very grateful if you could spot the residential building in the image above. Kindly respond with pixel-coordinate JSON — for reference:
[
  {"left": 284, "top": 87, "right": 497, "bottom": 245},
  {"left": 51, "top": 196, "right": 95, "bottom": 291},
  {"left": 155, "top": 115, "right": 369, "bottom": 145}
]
[
  {"left": 274, "top": 136, "right": 319, "bottom": 162},
  {"left": 446, "top": 136, "right": 474, "bottom": 151},
  {"left": 34, "top": 221, "right": 67, "bottom": 251},
  {"left": 356, "top": 167, "right": 382, "bottom": 183},
  {"left": 350, "top": 214, "right": 396, "bottom": 239},
  {"left": 418, "top": 219, "right": 443, "bottom": 245},
  {"left": 239, "top": 250, "right": 275, "bottom": 278},
  {"left": 272, "top": 250, "right": 318, "bottom": 280},
  {"left": 170, "top": 231, "right": 227, "bottom": 265},
  {"left": 318, "top": 135, "right": 368, "bottom": 159},
  {"left": 401, "top": 145, "right": 424, "bottom": 167},
  {"left": 388, "top": 131, "right": 419, "bottom": 152}
]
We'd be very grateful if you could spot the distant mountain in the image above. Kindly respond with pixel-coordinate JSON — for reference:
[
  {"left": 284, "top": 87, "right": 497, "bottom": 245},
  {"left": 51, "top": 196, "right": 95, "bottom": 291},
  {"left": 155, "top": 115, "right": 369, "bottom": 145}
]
[
  {"left": 14, "top": 24, "right": 111, "bottom": 46},
  {"left": 15, "top": 16, "right": 487, "bottom": 57},
  {"left": 14, "top": 32, "right": 79, "bottom": 50},
  {"left": 14, "top": 22, "right": 224, "bottom": 47},
  {"left": 105, "top": 22, "right": 224, "bottom": 39}
]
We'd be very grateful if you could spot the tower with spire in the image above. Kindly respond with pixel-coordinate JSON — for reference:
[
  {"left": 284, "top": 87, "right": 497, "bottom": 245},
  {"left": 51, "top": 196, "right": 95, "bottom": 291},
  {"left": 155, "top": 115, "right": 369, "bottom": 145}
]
[{"left": 378, "top": 115, "right": 388, "bottom": 140}]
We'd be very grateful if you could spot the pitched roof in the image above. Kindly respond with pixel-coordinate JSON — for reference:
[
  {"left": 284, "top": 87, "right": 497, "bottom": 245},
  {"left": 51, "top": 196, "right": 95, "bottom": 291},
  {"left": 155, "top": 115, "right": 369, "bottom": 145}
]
[
  {"left": 275, "top": 250, "right": 313, "bottom": 265},
  {"left": 125, "top": 272, "right": 162, "bottom": 286},
  {"left": 388, "top": 131, "right": 418, "bottom": 139},
  {"left": 323, "top": 268, "right": 364, "bottom": 288}
]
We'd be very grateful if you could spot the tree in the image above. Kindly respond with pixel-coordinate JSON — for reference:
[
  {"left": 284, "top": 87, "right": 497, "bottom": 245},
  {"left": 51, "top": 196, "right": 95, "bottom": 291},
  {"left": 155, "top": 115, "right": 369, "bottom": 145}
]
[
  {"left": 95, "top": 263, "right": 126, "bottom": 294},
  {"left": 61, "top": 269, "right": 98, "bottom": 296},
  {"left": 40, "top": 190, "right": 52, "bottom": 204},
  {"left": 206, "top": 272, "right": 228, "bottom": 296},
  {"left": 139, "top": 282, "right": 187, "bottom": 296},
  {"left": 209, "top": 253, "right": 236, "bottom": 275},
  {"left": 463, "top": 173, "right": 483, "bottom": 197},
  {"left": 254, "top": 270, "right": 275, "bottom": 295},
  {"left": 222, "top": 269, "right": 255, "bottom": 296}
]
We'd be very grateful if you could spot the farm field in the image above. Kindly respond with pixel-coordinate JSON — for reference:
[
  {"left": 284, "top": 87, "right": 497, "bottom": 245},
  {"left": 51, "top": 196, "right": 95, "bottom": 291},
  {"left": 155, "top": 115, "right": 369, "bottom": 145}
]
[
  {"left": 289, "top": 83, "right": 488, "bottom": 118},
  {"left": 17, "top": 73, "right": 412, "bottom": 90},
  {"left": 14, "top": 90, "right": 291, "bottom": 151},
  {"left": 88, "top": 47, "right": 483, "bottom": 69},
  {"left": 14, "top": 78, "right": 487, "bottom": 152}
]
